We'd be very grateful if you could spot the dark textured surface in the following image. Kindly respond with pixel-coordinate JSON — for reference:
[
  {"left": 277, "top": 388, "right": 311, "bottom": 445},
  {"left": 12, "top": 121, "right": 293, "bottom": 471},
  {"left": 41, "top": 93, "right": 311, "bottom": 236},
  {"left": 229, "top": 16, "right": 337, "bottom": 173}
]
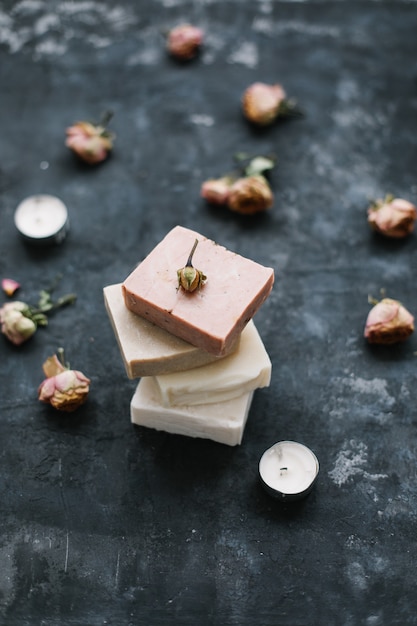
[{"left": 1, "top": 1, "right": 417, "bottom": 624}]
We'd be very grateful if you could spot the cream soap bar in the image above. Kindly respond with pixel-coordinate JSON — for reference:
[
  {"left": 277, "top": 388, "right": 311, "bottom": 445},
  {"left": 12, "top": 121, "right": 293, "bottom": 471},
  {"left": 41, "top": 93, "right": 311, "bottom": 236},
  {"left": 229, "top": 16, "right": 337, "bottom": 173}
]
[
  {"left": 122, "top": 225, "right": 274, "bottom": 356},
  {"left": 104, "top": 283, "right": 228, "bottom": 378},
  {"left": 154, "top": 320, "right": 271, "bottom": 406},
  {"left": 131, "top": 377, "right": 254, "bottom": 446}
]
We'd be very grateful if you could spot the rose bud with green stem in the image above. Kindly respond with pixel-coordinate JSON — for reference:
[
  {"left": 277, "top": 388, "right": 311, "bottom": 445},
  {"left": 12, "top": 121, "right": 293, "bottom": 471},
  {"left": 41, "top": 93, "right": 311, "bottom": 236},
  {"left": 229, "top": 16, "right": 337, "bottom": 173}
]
[
  {"left": 0, "top": 277, "right": 76, "bottom": 346},
  {"left": 177, "top": 239, "right": 207, "bottom": 292}
]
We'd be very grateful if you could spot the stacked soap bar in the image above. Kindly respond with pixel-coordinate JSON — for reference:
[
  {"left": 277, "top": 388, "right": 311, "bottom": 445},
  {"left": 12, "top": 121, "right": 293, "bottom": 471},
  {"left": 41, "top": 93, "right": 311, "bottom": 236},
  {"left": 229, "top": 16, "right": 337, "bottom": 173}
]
[{"left": 104, "top": 225, "right": 274, "bottom": 445}]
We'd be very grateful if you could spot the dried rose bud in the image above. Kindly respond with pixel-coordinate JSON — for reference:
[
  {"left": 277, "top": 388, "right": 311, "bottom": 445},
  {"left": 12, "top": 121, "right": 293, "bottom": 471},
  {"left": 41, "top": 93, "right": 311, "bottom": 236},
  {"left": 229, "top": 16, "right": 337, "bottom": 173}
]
[
  {"left": 367, "top": 196, "right": 417, "bottom": 238},
  {"left": 167, "top": 24, "right": 203, "bottom": 60},
  {"left": 177, "top": 239, "right": 206, "bottom": 292},
  {"left": 0, "top": 301, "right": 37, "bottom": 345},
  {"left": 38, "top": 352, "right": 90, "bottom": 412},
  {"left": 364, "top": 297, "right": 414, "bottom": 345},
  {"left": 242, "top": 82, "right": 297, "bottom": 126},
  {"left": 200, "top": 177, "right": 233, "bottom": 205},
  {"left": 66, "top": 115, "right": 114, "bottom": 165},
  {"left": 227, "top": 175, "right": 273, "bottom": 215},
  {"left": 2, "top": 278, "right": 20, "bottom": 297},
  {"left": 0, "top": 278, "right": 75, "bottom": 346}
]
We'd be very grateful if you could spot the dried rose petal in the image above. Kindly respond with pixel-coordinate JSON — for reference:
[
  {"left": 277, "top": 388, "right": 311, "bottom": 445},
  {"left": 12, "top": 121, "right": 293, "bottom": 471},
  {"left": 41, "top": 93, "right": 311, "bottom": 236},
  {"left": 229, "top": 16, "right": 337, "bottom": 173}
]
[
  {"left": 167, "top": 24, "right": 203, "bottom": 60},
  {"left": 242, "top": 82, "right": 287, "bottom": 126},
  {"left": 200, "top": 177, "right": 233, "bottom": 205},
  {"left": 2, "top": 278, "right": 20, "bottom": 297},
  {"left": 66, "top": 121, "right": 114, "bottom": 165},
  {"left": 0, "top": 301, "right": 36, "bottom": 345},
  {"left": 364, "top": 298, "right": 414, "bottom": 344},
  {"left": 38, "top": 353, "right": 90, "bottom": 412},
  {"left": 367, "top": 197, "right": 417, "bottom": 238},
  {"left": 227, "top": 175, "right": 273, "bottom": 215}
]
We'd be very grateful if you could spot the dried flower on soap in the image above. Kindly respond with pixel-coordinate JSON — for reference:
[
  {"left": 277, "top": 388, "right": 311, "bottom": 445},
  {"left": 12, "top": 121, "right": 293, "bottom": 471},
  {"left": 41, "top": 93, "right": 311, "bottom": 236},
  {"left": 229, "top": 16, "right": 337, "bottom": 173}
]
[
  {"left": 201, "top": 154, "right": 276, "bottom": 215},
  {"left": 367, "top": 195, "right": 417, "bottom": 238},
  {"left": 0, "top": 277, "right": 76, "bottom": 346},
  {"left": 38, "top": 350, "right": 90, "bottom": 412},
  {"left": 177, "top": 239, "right": 207, "bottom": 292},
  {"left": 167, "top": 24, "right": 203, "bottom": 60},
  {"left": 364, "top": 297, "right": 414, "bottom": 345},
  {"left": 66, "top": 111, "right": 115, "bottom": 165},
  {"left": 242, "top": 82, "right": 300, "bottom": 126},
  {"left": 2, "top": 278, "right": 20, "bottom": 297}
]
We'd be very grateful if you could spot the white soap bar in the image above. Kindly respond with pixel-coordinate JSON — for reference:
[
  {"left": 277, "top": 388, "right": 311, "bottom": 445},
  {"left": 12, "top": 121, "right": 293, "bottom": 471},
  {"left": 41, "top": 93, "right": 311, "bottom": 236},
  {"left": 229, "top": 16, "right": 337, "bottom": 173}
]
[
  {"left": 131, "top": 377, "right": 254, "bottom": 446},
  {"left": 104, "top": 284, "right": 234, "bottom": 378},
  {"left": 154, "top": 320, "right": 271, "bottom": 406}
]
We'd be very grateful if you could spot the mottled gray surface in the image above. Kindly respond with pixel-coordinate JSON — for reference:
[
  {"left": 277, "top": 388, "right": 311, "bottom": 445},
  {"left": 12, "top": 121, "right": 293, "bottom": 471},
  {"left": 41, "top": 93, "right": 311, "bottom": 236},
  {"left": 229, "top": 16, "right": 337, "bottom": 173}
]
[{"left": 1, "top": 0, "right": 417, "bottom": 624}]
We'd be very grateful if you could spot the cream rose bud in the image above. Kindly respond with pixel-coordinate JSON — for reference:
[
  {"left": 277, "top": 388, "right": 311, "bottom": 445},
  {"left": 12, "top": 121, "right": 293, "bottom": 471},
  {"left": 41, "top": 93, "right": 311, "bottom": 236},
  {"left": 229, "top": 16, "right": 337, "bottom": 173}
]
[
  {"left": 167, "top": 24, "right": 203, "bottom": 60},
  {"left": 0, "top": 301, "right": 36, "bottom": 345},
  {"left": 364, "top": 298, "right": 414, "bottom": 345},
  {"left": 227, "top": 175, "right": 273, "bottom": 215},
  {"left": 367, "top": 197, "right": 417, "bottom": 238},
  {"left": 38, "top": 354, "right": 90, "bottom": 412},
  {"left": 66, "top": 121, "right": 114, "bottom": 165},
  {"left": 242, "top": 82, "right": 287, "bottom": 126},
  {"left": 200, "top": 177, "right": 232, "bottom": 205}
]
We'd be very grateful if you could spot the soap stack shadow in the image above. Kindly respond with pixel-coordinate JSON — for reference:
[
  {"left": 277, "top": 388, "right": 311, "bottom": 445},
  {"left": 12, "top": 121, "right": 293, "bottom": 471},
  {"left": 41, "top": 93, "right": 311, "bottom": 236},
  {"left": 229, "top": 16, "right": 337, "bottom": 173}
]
[{"left": 103, "top": 225, "right": 274, "bottom": 446}]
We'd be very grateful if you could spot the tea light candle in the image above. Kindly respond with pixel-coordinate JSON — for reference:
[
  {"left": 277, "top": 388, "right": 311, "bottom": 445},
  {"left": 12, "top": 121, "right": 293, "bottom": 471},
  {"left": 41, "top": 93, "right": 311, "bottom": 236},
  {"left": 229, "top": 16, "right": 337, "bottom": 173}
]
[
  {"left": 259, "top": 441, "right": 319, "bottom": 501},
  {"left": 14, "top": 194, "right": 69, "bottom": 244}
]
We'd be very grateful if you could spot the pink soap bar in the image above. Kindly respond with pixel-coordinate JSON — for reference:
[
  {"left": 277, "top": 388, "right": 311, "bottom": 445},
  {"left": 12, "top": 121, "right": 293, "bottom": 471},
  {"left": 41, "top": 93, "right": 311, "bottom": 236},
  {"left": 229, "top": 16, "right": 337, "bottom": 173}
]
[{"left": 122, "top": 226, "right": 274, "bottom": 355}]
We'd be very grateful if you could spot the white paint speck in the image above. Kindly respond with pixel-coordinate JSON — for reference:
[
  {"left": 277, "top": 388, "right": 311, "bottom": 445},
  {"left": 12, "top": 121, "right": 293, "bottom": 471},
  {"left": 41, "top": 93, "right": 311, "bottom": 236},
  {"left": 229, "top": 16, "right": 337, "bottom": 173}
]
[
  {"left": 252, "top": 18, "right": 273, "bottom": 34},
  {"left": 190, "top": 113, "right": 215, "bottom": 127},
  {"left": 342, "top": 376, "right": 395, "bottom": 409},
  {"left": 34, "top": 13, "right": 60, "bottom": 36},
  {"left": 35, "top": 38, "right": 67, "bottom": 56},
  {"left": 1, "top": 2, "right": 138, "bottom": 58},
  {"left": 87, "top": 34, "right": 111, "bottom": 48},
  {"left": 227, "top": 41, "right": 258, "bottom": 69},
  {"left": 40, "top": 161, "right": 49, "bottom": 170},
  {"left": 329, "top": 440, "right": 388, "bottom": 487}
]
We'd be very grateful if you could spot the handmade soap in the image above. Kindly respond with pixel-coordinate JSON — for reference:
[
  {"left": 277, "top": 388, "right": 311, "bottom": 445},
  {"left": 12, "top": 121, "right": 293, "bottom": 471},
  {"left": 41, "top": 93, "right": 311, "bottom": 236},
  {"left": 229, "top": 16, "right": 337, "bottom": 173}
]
[
  {"left": 104, "top": 283, "right": 230, "bottom": 377},
  {"left": 122, "top": 225, "right": 274, "bottom": 356},
  {"left": 154, "top": 320, "right": 271, "bottom": 406},
  {"left": 131, "top": 377, "right": 254, "bottom": 446}
]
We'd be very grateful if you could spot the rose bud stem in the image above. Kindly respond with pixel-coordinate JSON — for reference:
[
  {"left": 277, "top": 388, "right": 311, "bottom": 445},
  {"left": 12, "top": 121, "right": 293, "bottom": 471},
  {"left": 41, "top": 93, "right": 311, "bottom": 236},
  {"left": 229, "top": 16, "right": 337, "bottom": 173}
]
[
  {"left": 57, "top": 346, "right": 70, "bottom": 369},
  {"left": 100, "top": 110, "right": 114, "bottom": 128},
  {"left": 186, "top": 238, "right": 199, "bottom": 268}
]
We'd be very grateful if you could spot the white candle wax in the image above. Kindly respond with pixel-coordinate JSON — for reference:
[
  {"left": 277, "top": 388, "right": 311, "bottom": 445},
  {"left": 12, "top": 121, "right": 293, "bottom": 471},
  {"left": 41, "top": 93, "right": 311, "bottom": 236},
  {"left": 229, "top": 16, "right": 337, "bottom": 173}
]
[
  {"left": 259, "top": 441, "right": 319, "bottom": 500},
  {"left": 14, "top": 195, "right": 69, "bottom": 244}
]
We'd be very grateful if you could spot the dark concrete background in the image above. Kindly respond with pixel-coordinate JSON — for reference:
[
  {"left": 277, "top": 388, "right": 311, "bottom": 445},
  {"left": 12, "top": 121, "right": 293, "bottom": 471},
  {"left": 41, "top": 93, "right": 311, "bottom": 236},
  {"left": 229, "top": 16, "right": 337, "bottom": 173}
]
[{"left": 1, "top": 1, "right": 417, "bottom": 624}]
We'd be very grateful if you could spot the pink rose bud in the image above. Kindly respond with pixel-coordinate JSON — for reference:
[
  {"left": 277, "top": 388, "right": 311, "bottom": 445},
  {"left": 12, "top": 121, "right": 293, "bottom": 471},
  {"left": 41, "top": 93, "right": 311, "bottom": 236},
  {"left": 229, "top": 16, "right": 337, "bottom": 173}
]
[
  {"left": 66, "top": 118, "right": 114, "bottom": 165},
  {"left": 2, "top": 278, "right": 20, "bottom": 297},
  {"left": 38, "top": 353, "right": 91, "bottom": 412},
  {"left": 364, "top": 297, "right": 414, "bottom": 345},
  {"left": 367, "top": 196, "right": 417, "bottom": 238},
  {"left": 200, "top": 177, "right": 233, "bottom": 205},
  {"left": 0, "top": 301, "right": 37, "bottom": 345},
  {"left": 167, "top": 24, "right": 203, "bottom": 60},
  {"left": 227, "top": 175, "right": 273, "bottom": 215},
  {"left": 242, "top": 82, "right": 292, "bottom": 126}
]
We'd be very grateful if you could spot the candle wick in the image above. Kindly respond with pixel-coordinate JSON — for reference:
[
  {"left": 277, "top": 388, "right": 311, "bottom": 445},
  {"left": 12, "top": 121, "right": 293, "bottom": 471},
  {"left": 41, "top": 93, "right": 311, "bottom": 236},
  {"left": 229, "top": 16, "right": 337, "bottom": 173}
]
[{"left": 279, "top": 467, "right": 288, "bottom": 475}]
